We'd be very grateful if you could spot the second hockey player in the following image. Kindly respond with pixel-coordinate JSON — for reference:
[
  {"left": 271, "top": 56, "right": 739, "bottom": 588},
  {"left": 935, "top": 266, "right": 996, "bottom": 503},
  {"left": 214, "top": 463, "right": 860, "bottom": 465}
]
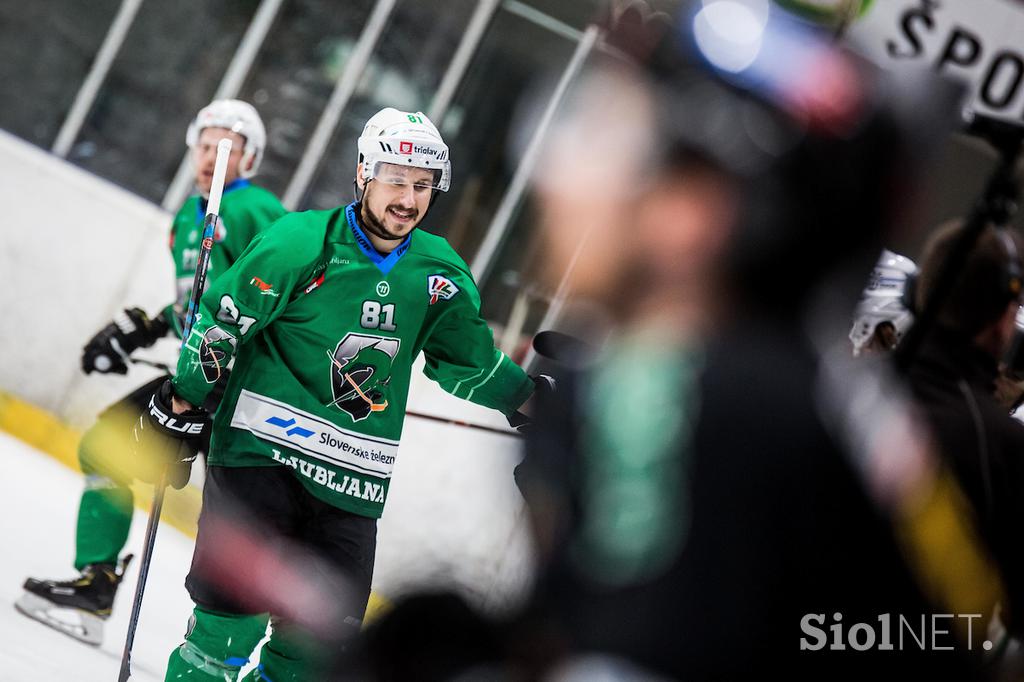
[{"left": 18, "top": 100, "right": 286, "bottom": 646}]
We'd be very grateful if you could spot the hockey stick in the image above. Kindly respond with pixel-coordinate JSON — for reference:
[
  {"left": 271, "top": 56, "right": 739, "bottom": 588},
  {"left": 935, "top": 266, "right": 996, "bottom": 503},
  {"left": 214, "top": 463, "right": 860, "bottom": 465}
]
[
  {"left": 118, "top": 138, "right": 233, "bottom": 682},
  {"left": 404, "top": 409, "right": 522, "bottom": 437}
]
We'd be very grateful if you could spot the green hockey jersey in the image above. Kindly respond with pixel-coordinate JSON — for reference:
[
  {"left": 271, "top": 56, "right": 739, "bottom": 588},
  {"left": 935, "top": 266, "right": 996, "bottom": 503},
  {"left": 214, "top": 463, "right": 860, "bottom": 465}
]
[
  {"left": 172, "top": 203, "right": 534, "bottom": 517},
  {"left": 165, "top": 180, "right": 286, "bottom": 335}
]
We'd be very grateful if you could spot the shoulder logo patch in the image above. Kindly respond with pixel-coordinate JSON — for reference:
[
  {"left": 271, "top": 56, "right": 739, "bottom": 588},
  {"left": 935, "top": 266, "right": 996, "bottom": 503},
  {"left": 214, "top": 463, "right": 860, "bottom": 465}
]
[
  {"left": 250, "top": 276, "right": 280, "bottom": 297},
  {"left": 428, "top": 275, "right": 459, "bottom": 305}
]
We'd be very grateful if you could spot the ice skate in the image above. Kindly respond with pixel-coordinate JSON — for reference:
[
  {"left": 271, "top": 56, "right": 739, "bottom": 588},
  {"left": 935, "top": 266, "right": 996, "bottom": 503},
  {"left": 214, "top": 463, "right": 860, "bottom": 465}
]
[{"left": 15, "top": 555, "right": 132, "bottom": 646}]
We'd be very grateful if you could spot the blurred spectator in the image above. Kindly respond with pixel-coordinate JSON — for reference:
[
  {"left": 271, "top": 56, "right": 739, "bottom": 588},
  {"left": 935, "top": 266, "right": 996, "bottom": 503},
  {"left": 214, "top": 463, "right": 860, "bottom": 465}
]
[
  {"left": 515, "top": 5, "right": 998, "bottom": 680},
  {"left": 907, "top": 221, "right": 1024, "bottom": 652}
]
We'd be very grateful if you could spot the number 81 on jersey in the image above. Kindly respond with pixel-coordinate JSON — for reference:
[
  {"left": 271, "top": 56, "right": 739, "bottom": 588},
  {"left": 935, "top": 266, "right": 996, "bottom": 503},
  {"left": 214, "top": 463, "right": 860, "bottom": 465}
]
[{"left": 361, "top": 300, "right": 396, "bottom": 332}]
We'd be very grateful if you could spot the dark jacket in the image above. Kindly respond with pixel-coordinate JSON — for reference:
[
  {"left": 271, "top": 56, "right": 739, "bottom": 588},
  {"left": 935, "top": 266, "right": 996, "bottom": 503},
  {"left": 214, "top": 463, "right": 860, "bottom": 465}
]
[
  {"left": 909, "top": 326, "right": 1024, "bottom": 633},
  {"left": 520, "top": 318, "right": 971, "bottom": 680}
]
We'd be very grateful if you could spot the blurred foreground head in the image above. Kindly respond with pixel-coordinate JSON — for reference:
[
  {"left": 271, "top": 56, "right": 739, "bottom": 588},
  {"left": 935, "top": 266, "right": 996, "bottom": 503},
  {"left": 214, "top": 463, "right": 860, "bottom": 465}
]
[{"left": 539, "top": 0, "right": 961, "bottom": 331}]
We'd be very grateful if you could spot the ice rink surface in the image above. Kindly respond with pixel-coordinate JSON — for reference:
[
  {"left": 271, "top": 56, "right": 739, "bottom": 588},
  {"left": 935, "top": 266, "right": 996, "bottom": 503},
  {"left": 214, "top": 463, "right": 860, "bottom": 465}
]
[
  {"left": 0, "top": 409, "right": 533, "bottom": 680},
  {"left": 0, "top": 431, "right": 194, "bottom": 681}
]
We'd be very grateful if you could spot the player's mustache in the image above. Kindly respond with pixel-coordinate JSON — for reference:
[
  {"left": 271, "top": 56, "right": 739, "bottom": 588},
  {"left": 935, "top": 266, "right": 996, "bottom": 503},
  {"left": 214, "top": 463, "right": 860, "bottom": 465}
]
[{"left": 386, "top": 204, "right": 417, "bottom": 218}]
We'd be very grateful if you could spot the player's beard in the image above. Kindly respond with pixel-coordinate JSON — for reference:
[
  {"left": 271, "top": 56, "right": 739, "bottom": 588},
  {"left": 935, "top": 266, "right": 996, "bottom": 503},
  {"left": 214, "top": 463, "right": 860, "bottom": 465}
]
[{"left": 360, "top": 191, "right": 419, "bottom": 242}]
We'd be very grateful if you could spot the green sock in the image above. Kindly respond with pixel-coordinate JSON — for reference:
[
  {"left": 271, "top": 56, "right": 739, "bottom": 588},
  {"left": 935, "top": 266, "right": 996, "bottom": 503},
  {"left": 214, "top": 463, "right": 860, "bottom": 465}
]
[
  {"left": 254, "top": 620, "right": 324, "bottom": 682},
  {"left": 165, "top": 607, "right": 269, "bottom": 681},
  {"left": 74, "top": 404, "right": 148, "bottom": 569},
  {"left": 74, "top": 482, "right": 133, "bottom": 569}
]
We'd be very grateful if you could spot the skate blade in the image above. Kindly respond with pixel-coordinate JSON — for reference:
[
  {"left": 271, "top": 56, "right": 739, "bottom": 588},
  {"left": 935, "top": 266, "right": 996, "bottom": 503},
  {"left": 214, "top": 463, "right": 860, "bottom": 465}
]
[{"left": 14, "top": 591, "right": 104, "bottom": 646}]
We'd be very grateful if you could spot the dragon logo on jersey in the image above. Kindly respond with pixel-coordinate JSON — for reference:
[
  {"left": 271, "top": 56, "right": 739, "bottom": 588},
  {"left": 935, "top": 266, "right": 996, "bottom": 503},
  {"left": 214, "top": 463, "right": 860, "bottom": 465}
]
[
  {"left": 197, "top": 324, "right": 237, "bottom": 383},
  {"left": 328, "top": 333, "right": 400, "bottom": 421},
  {"left": 428, "top": 275, "right": 459, "bottom": 305}
]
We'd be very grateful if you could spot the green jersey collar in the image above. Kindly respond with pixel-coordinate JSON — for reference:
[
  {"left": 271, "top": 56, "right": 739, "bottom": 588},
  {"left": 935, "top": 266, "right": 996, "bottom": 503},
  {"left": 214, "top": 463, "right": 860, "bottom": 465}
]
[
  {"left": 345, "top": 202, "right": 411, "bottom": 275},
  {"left": 196, "top": 178, "right": 250, "bottom": 219}
]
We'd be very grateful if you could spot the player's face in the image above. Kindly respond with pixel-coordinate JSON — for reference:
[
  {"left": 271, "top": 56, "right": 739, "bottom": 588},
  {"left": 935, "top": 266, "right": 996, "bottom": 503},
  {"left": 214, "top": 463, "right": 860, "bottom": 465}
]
[
  {"left": 192, "top": 127, "right": 248, "bottom": 196},
  {"left": 358, "top": 163, "right": 435, "bottom": 241}
]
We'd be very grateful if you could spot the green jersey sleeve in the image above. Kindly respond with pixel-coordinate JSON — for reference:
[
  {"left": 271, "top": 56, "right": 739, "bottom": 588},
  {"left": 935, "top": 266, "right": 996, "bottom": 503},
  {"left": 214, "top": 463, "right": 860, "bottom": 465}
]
[
  {"left": 420, "top": 262, "right": 533, "bottom": 416},
  {"left": 171, "top": 213, "right": 322, "bottom": 406}
]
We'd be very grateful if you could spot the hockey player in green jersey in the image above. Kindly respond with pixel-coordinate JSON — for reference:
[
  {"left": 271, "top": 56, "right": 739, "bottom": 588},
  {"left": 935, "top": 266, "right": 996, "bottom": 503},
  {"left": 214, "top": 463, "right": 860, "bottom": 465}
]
[
  {"left": 17, "top": 100, "right": 286, "bottom": 646},
  {"left": 134, "top": 107, "right": 544, "bottom": 681}
]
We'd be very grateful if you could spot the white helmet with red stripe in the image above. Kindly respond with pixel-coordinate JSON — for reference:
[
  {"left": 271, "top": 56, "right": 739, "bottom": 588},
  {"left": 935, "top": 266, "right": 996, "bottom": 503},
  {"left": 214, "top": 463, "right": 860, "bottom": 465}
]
[
  {"left": 186, "top": 99, "right": 267, "bottom": 179},
  {"left": 357, "top": 108, "right": 451, "bottom": 192}
]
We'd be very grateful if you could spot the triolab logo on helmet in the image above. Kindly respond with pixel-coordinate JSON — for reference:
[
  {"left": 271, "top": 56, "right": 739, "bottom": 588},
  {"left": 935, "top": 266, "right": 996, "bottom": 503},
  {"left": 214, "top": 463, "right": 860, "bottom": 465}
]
[{"left": 397, "top": 141, "right": 439, "bottom": 157}]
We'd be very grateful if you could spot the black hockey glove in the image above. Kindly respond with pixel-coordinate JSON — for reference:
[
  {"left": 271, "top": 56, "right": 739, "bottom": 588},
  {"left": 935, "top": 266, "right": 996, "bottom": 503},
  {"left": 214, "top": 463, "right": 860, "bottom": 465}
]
[
  {"left": 131, "top": 380, "right": 210, "bottom": 489},
  {"left": 82, "top": 307, "right": 170, "bottom": 375},
  {"left": 506, "top": 374, "right": 556, "bottom": 435}
]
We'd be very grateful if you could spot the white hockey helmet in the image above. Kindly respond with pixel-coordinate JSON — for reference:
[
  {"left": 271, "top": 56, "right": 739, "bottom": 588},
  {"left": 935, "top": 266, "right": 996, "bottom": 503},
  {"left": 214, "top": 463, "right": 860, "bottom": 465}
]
[
  {"left": 186, "top": 99, "right": 267, "bottom": 179},
  {"left": 357, "top": 108, "right": 451, "bottom": 192},
  {"left": 849, "top": 249, "right": 918, "bottom": 355}
]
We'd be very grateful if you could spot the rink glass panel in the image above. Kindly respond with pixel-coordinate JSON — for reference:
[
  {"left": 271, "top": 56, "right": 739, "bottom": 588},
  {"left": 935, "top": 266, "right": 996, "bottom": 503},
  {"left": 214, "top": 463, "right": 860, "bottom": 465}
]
[
  {"left": 234, "top": 0, "right": 376, "bottom": 200},
  {"left": 0, "top": 0, "right": 120, "bottom": 148},
  {"left": 505, "top": 0, "right": 604, "bottom": 33},
  {"left": 479, "top": 195, "right": 551, "bottom": 355},
  {"left": 412, "top": 7, "right": 575, "bottom": 264},
  {"left": 0, "top": 0, "right": 591, "bottom": 348},
  {"left": 66, "top": 1, "right": 254, "bottom": 203},
  {"left": 299, "top": 0, "right": 477, "bottom": 211}
]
